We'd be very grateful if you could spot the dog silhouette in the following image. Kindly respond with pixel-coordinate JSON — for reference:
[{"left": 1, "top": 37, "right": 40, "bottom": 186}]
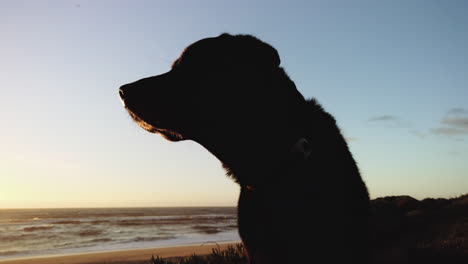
[{"left": 120, "top": 33, "right": 370, "bottom": 264}]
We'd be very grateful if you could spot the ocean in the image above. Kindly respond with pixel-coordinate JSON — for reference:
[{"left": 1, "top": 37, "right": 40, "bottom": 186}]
[{"left": 0, "top": 207, "right": 240, "bottom": 261}]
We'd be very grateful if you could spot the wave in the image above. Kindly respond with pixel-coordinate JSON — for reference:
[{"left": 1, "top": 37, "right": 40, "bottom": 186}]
[
  {"left": 114, "top": 219, "right": 191, "bottom": 226},
  {"left": 0, "top": 233, "right": 37, "bottom": 242},
  {"left": 192, "top": 225, "right": 222, "bottom": 234},
  {"left": 89, "top": 238, "right": 113, "bottom": 243},
  {"left": 129, "top": 235, "right": 176, "bottom": 242},
  {"left": 78, "top": 229, "right": 103, "bottom": 236},
  {"left": 53, "top": 220, "right": 82, "bottom": 224},
  {"left": 89, "top": 220, "right": 110, "bottom": 224},
  {"left": 113, "top": 215, "right": 236, "bottom": 227},
  {"left": 0, "top": 250, "right": 23, "bottom": 257},
  {"left": 23, "top": 225, "right": 54, "bottom": 232}
]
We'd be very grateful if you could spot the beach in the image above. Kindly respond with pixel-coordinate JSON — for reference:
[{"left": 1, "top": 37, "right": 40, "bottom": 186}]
[
  {"left": 0, "top": 207, "right": 240, "bottom": 261},
  {"left": 0, "top": 243, "right": 239, "bottom": 264}
]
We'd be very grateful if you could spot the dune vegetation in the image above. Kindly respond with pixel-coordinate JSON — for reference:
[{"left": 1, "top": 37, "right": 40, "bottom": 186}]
[{"left": 149, "top": 194, "right": 468, "bottom": 264}]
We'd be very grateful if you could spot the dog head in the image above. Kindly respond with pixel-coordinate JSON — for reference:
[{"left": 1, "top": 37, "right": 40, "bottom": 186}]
[{"left": 119, "top": 33, "right": 304, "bottom": 143}]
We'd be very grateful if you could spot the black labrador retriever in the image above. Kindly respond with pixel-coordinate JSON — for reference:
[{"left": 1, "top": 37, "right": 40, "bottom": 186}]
[{"left": 119, "top": 33, "right": 370, "bottom": 264}]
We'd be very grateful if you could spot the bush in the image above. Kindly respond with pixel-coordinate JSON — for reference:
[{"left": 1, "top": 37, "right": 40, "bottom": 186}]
[{"left": 151, "top": 244, "right": 247, "bottom": 264}]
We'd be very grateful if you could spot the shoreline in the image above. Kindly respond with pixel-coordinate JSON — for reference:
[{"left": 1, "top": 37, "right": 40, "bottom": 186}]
[{"left": 0, "top": 241, "right": 241, "bottom": 264}]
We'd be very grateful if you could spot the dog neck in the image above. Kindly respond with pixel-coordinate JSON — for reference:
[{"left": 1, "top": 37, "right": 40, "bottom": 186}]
[
  {"left": 192, "top": 126, "right": 309, "bottom": 188},
  {"left": 244, "top": 137, "right": 313, "bottom": 191},
  {"left": 191, "top": 99, "right": 329, "bottom": 188}
]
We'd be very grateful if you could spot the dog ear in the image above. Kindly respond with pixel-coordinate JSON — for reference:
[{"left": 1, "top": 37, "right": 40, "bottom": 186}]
[{"left": 258, "top": 42, "right": 281, "bottom": 68}]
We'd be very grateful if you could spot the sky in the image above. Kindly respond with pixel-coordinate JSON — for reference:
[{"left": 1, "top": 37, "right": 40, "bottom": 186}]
[{"left": 1, "top": 0, "right": 467, "bottom": 208}]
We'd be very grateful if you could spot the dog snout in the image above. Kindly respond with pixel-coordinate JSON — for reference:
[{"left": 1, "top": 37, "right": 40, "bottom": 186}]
[
  {"left": 119, "top": 84, "right": 131, "bottom": 100},
  {"left": 119, "top": 87, "right": 125, "bottom": 100},
  {"left": 118, "top": 85, "right": 129, "bottom": 107}
]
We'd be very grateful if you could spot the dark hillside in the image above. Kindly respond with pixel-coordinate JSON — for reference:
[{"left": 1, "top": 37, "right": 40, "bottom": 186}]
[{"left": 371, "top": 194, "right": 468, "bottom": 263}]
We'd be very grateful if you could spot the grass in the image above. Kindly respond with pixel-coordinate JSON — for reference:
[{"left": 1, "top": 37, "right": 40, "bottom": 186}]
[{"left": 150, "top": 244, "right": 247, "bottom": 264}]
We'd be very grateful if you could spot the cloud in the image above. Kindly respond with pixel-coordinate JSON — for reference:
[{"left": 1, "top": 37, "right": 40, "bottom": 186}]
[
  {"left": 431, "top": 108, "right": 468, "bottom": 137},
  {"left": 368, "top": 115, "right": 398, "bottom": 122},
  {"left": 368, "top": 114, "right": 411, "bottom": 129},
  {"left": 441, "top": 116, "right": 468, "bottom": 128},
  {"left": 447, "top": 108, "right": 468, "bottom": 115},
  {"left": 430, "top": 127, "right": 467, "bottom": 136},
  {"left": 410, "top": 130, "right": 426, "bottom": 139}
]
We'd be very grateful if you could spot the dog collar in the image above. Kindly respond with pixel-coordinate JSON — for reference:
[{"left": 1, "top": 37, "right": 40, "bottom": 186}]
[
  {"left": 290, "top": 137, "right": 312, "bottom": 160},
  {"left": 244, "top": 137, "right": 311, "bottom": 191}
]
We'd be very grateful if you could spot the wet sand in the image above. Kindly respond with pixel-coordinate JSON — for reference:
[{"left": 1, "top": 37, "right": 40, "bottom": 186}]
[{"left": 0, "top": 242, "right": 239, "bottom": 264}]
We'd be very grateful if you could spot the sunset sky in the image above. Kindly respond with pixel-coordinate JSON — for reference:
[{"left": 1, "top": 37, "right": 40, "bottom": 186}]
[{"left": 1, "top": 0, "right": 467, "bottom": 208}]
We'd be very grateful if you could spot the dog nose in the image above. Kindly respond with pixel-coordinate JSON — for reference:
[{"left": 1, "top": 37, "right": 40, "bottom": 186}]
[
  {"left": 119, "top": 85, "right": 130, "bottom": 106},
  {"left": 119, "top": 86, "right": 126, "bottom": 100}
]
